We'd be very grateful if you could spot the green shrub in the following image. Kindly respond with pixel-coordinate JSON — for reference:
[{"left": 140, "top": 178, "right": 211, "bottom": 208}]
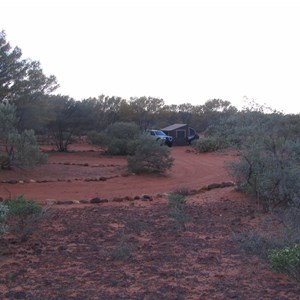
[
  {"left": 228, "top": 139, "right": 300, "bottom": 210},
  {"left": 7, "top": 195, "right": 44, "bottom": 242},
  {"left": 87, "top": 130, "right": 107, "bottom": 146},
  {"left": 105, "top": 122, "right": 141, "bottom": 155},
  {"left": 268, "top": 244, "right": 300, "bottom": 282},
  {"left": 7, "top": 195, "right": 42, "bottom": 216},
  {"left": 0, "top": 202, "right": 9, "bottom": 236},
  {"left": 168, "top": 192, "right": 190, "bottom": 231},
  {"left": 193, "top": 137, "right": 226, "bottom": 153},
  {"left": 127, "top": 135, "right": 174, "bottom": 174},
  {"left": 172, "top": 186, "right": 192, "bottom": 196},
  {"left": 232, "top": 230, "right": 272, "bottom": 258},
  {"left": 110, "top": 229, "right": 135, "bottom": 260}
]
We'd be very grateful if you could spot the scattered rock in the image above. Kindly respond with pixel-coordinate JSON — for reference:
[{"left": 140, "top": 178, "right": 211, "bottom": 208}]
[
  {"left": 7, "top": 180, "right": 18, "bottom": 184},
  {"left": 99, "top": 177, "right": 107, "bottom": 181},
  {"left": 220, "top": 181, "right": 236, "bottom": 188},
  {"left": 56, "top": 200, "right": 74, "bottom": 205},
  {"left": 207, "top": 183, "right": 221, "bottom": 190},
  {"left": 141, "top": 194, "right": 153, "bottom": 201},
  {"left": 79, "top": 199, "right": 89, "bottom": 204},
  {"left": 112, "top": 197, "right": 124, "bottom": 202},
  {"left": 46, "top": 199, "right": 57, "bottom": 205},
  {"left": 90, "top": 197, "right": 102, "bottom": 203}
]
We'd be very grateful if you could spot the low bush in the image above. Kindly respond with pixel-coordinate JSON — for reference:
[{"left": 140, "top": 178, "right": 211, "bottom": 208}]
[
  {"left": 87, "top": 130, "right": 107, "bottom": 146},
  {"left": 228, "top": 139, "right": 300, "bottom": 211},
  {"left": 7, "top": 195, "right": 45, "bottom": 242},
  {"left": 168, "top": 192, "right": 190, "bottom": 231},
  {"left": 110, "top": 229, "right": 135, "bottom": 260},
  {"left": 105, "top": 122, "right": 141, "bottom": 155},
  {"left": 232, "top": 230, "right": 273, "bottom": 258},
  {"left": 193, "top": 137, "right": 226, "bottom": 153},
  {"left": 0, "top": 202, "right": 9, "bottom": 236},
  {"left": 127, "top": 135, "right": 174, "bottom": 174},
  {"left": 7, "top": 195, "right": 42, "bottom": 216},
  {"left": 268, "top": 244, "right": 300, "bottom": 282}
]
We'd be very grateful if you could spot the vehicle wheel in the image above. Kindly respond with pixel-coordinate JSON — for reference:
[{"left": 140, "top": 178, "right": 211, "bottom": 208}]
[{"left": 156, "top": 138, "right": 164, "bottom": 146}]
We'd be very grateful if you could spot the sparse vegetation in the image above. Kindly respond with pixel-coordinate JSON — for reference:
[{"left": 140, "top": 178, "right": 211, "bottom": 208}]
[
  {"left": 0, "top": 103, "right": 47, "bottom": 169},
  {"left": 105, "top": 122, "right": 141, "bottom": 155},
  {"left": 110, "top": 229, "right": 135, "bottom": 260},
  {"left": 0, "top": 202, "right": 9, "bottom": 236},
  {"left": 7, "top": 195, "right": 45, "bottom": 242},
  {"left": 168, "top": 192, "right": 190, "bottom": 231},
  {"left": 127, "top": 135, "right": 174, "bottom": 174},
  {"left": 268, "top": 244, "right": 300, "bottom": 282},
  {"left": 193, "top": 136, "right": 227, "bottom": 153}
]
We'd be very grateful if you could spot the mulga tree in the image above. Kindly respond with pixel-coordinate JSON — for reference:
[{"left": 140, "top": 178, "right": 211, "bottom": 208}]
[
  {"left": 0, "top": 102, "right": 47, "bottom": 169},
  {"left": 46, "top": 95, "right": 78, "bottom": 152},
  {"left": 0, "top": 30, "right": 58, "bottom": 102}
]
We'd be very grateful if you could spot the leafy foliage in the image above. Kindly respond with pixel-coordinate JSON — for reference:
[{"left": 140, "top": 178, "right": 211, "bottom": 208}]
[
  {"left": 0, "top": 202, "right": 9, "bottom": 236},
  {"left": 127, "top": 135, "right": 174, "bottom": 174},
  {"left": 105, "top": 122, "right": 141, "bottom": 155},
  {"left": 7, "top": 130, "right": 47, "bottom": 166},
  {"left": 226, "top": 113, "right": 300, "bottom": 210},
  {"left": 87, "top": 130, "right": 107, "bottom": 146},
  {"left": 7, "top": 195, "right": 42, "bottom": 216},
  {"left": 0, "top": 30, "right": 58, "bottom": 103},
  {"left": 168, "top": 192, "right": 190, "bottom": 231},
  {"left": 193, "top": 136, "right": 227, "bottom": 153},
  {"left": 268, "top": 244, "right": 300, "bottom": 282},
  {"left": 7, "top": 195, "right": 44, "bottom": 242},
  {"left": 0, "top": 102, "right": 47, "bottom": 169}
]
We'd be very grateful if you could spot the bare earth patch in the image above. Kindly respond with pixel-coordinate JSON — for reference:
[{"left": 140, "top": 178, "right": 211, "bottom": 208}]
[{"left": 0, "top": 145, "right": 299, "bottom": 299}]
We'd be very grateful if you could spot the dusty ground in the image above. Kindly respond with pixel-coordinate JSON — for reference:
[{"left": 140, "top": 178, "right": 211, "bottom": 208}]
[{"left": 0, "top": 145, "right": 299, "bottom": 299}]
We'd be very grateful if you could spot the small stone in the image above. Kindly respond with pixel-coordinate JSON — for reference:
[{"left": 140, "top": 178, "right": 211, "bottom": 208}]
[
  {"left": 90, "top": 197, "right": 101, "bottom": 203},
  {"left": 220, "top": 181, "right": 236, "bottom": 188},
  {"left": 141, "top": 194, "right": 152, "bottom": 201},
  {"left": 57, "top": 200, "right": 74, "bottom": 205},
  {"left": 112, "top": 197, "right": 124, "bottom": 202},
  {"left": 46, "top": 199, "right": 57, "bottom": 205},
  {"left": 207, "top": 183, "right": 221, "bottom": 190},
  {"left": 7, "top": 180, "right": 18, "bottom": 184},
  {"left": 99, "top": 177, "right": 107, "bottom": 181},
  {"left": 79, "top": 199, "right": 89, "bottom": 204}
]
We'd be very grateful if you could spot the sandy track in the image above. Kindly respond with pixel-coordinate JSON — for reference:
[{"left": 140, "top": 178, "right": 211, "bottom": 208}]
[{"left": 0, "top": 146, "right": 234, "bottom": 203}]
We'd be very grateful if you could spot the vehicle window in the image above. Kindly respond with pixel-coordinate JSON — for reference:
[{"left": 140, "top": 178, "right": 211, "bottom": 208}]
[{"left": 156, "top": 130, "right": 165, "bottom": 135}]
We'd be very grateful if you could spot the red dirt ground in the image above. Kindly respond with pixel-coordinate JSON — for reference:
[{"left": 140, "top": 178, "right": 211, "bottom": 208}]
[{"left": 0, "top": 145, "right": 299, "bottom": 299}]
